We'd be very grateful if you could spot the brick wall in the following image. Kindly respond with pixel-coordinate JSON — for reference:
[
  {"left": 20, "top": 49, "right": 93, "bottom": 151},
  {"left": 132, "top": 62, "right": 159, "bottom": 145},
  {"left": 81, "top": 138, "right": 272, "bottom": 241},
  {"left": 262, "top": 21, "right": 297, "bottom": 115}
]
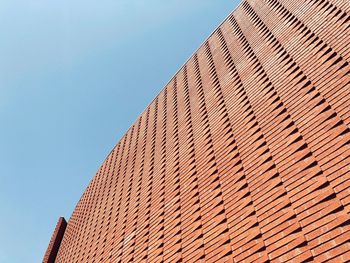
[
  {"left": 43, "top": 217, "right": 67, "bottom": 263},
  {"left": 53, "top": 0, "right": 350, "bottom": 261}
]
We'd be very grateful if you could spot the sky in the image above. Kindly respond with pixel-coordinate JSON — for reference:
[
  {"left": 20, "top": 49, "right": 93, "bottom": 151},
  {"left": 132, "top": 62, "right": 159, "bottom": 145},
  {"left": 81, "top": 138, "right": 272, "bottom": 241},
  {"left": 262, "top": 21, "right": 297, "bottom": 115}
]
[{"left": 0, "top": 1, "right": 239, "bottom": 262}]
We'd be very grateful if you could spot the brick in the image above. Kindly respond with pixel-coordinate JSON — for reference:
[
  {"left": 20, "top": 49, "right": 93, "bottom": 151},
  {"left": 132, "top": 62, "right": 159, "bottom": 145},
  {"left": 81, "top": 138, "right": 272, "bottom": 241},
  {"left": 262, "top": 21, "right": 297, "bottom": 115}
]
[{"left": 48, "top": 1, "right": 350, "bottom": 262}]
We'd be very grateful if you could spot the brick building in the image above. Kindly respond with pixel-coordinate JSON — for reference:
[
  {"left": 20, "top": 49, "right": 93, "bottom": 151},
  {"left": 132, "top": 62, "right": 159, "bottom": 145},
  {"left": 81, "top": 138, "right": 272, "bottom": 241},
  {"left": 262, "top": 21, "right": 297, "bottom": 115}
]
[{"left": 44, "top": 0, "right": 350, "bottom": 262}]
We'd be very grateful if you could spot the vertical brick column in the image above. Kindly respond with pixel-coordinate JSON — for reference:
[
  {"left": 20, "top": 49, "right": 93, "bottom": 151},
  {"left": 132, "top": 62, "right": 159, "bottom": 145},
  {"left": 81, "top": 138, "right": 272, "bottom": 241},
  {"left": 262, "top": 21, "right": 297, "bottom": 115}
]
[{"left": 43, "top": 217, "right": 67, "bottom": 263}]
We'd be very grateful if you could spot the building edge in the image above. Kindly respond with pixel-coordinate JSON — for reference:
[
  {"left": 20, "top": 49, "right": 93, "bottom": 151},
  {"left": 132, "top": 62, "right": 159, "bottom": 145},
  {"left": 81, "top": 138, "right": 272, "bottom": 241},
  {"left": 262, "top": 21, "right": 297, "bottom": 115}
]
[{"left": 43, "top": 217, "right": 67, "bottom": 263}]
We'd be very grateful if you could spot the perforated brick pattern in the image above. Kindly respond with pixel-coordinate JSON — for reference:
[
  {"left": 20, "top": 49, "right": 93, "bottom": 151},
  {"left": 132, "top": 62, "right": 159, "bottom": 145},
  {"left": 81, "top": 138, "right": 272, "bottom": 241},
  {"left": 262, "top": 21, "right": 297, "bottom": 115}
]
[{"left": 54, "top": 0, "right": 350, "bottom": 262}]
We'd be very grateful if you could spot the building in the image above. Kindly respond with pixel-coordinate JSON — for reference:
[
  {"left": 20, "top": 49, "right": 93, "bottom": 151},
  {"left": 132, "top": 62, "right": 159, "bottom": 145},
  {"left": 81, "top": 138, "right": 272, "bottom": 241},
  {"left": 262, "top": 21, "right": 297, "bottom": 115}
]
[
  {"left": 43, "top": 217, "right": 67, "bottom": 263},
  {"left": 44, "top": 0, "right": 350, "bottom": 262}
]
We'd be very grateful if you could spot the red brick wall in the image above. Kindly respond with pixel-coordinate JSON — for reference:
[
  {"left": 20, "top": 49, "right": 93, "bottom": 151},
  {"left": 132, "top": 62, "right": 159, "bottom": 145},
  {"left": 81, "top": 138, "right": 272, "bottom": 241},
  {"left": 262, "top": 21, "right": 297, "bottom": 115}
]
[
  {"left": 43, "top": 217, "right": 67, "bottom": 263},
  {"left": 54, "top": 0, "right": 350, "bottom": 261}
]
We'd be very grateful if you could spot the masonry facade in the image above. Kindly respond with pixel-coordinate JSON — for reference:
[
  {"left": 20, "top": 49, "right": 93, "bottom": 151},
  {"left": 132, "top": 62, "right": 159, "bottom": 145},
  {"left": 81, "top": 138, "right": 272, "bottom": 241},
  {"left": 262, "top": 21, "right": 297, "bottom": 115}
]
[
  {"left": 43, "top": 217, "right": 67, "bottom": 263},
  {"left": 45, "top": 0, "right": 350, "bottom": 261}
]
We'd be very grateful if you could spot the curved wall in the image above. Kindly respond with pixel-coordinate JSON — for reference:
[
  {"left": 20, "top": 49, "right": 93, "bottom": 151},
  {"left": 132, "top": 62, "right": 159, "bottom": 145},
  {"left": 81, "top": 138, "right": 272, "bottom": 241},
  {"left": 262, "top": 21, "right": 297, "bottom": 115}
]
[{"left": 48, "top": 0, "right": 350, "bottom": 262}]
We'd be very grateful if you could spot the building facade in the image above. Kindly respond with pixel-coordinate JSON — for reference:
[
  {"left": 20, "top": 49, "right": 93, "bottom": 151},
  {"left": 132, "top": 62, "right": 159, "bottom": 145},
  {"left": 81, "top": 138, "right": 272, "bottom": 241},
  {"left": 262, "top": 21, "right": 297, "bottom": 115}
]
[
  {"left": 45, "top": 0, "right": 350, "bottom": 262},
  {"left": 43, "top": 217, "right": 67, "bottom": 263}
]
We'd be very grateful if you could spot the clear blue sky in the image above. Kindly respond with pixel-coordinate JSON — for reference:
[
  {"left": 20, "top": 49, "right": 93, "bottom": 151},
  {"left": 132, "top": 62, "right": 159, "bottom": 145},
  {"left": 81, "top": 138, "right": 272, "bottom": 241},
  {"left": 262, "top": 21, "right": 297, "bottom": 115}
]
[{"left": 0, "top": 1, "right": 239, "bottom": 262}]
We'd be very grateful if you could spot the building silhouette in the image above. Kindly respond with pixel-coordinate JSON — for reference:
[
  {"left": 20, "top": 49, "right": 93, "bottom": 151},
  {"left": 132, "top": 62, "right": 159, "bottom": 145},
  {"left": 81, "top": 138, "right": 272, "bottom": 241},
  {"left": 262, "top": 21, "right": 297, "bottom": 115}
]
[{"left": 44, "top": 0, "right": 350, "bottom": 262}]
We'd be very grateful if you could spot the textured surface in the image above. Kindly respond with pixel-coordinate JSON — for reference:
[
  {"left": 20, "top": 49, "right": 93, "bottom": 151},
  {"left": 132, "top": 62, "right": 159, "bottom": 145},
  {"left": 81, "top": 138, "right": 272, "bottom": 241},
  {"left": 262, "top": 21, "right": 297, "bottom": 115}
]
[
  {"left": 54, "top": 0, "right": 350, "bottom": 262},
  {"left": 43, "top": 217, "right": 67, "bottom": 263}
]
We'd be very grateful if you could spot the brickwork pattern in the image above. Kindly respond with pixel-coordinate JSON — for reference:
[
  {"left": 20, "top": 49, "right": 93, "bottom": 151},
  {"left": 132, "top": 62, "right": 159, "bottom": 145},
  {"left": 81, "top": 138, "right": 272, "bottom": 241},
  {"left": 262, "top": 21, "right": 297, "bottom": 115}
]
[
  {"left": 43, "top": 217, "right": 67, "bottom": 263},
  {"left": 54, "top": 0, "right": 350, "bottom": 261}
]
